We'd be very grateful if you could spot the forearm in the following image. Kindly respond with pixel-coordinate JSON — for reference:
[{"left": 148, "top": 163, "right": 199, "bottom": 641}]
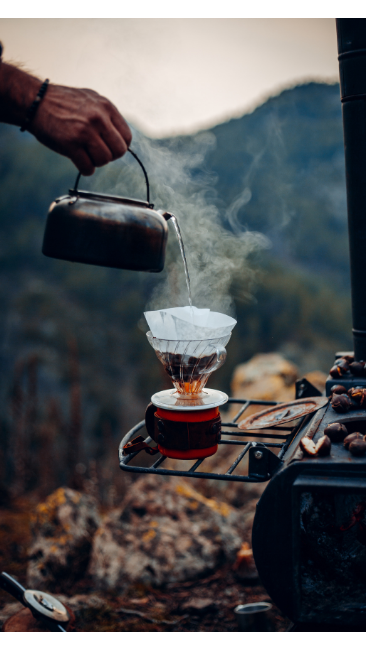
[
  {"left": 0, "top": 56, "right": 132, "bottom": 176},
  {"left": 0, "top": 62, "right": 41, "bottom": 126}
]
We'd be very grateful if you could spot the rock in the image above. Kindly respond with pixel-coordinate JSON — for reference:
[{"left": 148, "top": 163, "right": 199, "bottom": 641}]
[
  {"left": 89, "top": 476, "right": 244, "bottom": 591},
  {"left": 231, "top": 353, "right": 298, "bottom": 403},
  {"left": 27, "top": 487, "right": 100, "bottom": 591},
  {"left": 230, "top": 353, "right": 326, "bottom": 405}
]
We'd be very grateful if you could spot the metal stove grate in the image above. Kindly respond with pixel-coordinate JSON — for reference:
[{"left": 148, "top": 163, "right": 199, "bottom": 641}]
[{"left": 119, "top": 398, "right": 306, "bottom": 483}]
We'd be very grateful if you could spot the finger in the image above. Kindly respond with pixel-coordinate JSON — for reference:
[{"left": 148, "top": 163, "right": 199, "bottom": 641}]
[
  {"left": 99, "top": 120, "right": 128, "bottom": 161},
  {"left": 71, "top": 148, "right": 95, "bottom": 176},
  {"left": 109, "top": 106, "right": 132, "bottom": 148},
  {"left": 86, "top": 135, "right": 114, "bottom": 168}
]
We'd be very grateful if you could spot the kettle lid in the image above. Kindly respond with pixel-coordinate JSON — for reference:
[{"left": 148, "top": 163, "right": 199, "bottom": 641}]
[{"left": 68, "top": 188, "right": 154, "bottom": 209}]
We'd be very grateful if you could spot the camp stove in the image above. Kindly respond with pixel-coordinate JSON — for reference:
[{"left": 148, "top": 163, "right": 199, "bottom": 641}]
[
  {"left": 252, "top": 370, "right": 366, "bottom": 630},
  {"left": 120, "top": 364, "right": 366, "bottom": 630}
]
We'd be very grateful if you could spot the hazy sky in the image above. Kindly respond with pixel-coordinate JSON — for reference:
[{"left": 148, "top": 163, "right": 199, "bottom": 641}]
[{"left": 0, "top": 18, "right": 339, "bottom": 137}]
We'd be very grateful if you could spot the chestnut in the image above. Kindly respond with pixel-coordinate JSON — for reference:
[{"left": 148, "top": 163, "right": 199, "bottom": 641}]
[
  {"left": 330, "top": 384, "right": 347, "bottom": 395},
  {"left": 330, "top": 360, "right": 350, "bottom": 377},
  {"left": 344, "top": 432, "right": 363, "bottom": 449},
  {"left": 349, "top": 439, "right": 366, "bottom": 457},
  {"left": 324, "top": 422, "right": 348, "bottom": 442},
  {"left": 349, "top": 361, "right": 365, "bottom": 376},
  {"left": 337, "top": 359, "right": 350, "bottom": 372},
  {"left": 348, "top": 387, "right": 366, "bottom": 405},
  {"left": 331, "top": 393, "right": 352, "bottom": 413},
  {"left": 342, "top": 354, "right": 355, "bottom": 364},
  {"left": 314, "top": 435, "right": 331, "bottom": 456},
  {"left": 348, "top": 386, "right": 362, "bottom": 400},
  {"left": 349, "top": 397, "right": 361, "bottom": 410},
  {"left": 330, "top": 366, "right": 344, "bottom": 378},
  {"left": 300, "top": 437, "right": 317, "bottom": 456}
]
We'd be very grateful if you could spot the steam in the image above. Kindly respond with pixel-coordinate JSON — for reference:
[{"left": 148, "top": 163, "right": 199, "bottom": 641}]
[
  {"left": 94, "top": 127, "right": 271, "bottom": 317},
  {"left": 225, "top": 147, "right": 265, "bottom": 234}
]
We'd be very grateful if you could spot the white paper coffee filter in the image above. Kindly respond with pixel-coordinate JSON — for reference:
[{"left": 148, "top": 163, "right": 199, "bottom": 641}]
[{"left": 144, "top": 306, "right": 236, "bottom": 341}]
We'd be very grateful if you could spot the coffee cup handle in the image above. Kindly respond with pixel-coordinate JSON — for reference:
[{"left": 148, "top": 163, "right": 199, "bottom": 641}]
[{"left": 198, "top": 344, "right": 227, "bottom": 375}]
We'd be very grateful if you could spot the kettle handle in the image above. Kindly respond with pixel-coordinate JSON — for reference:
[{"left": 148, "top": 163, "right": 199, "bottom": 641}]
[{"left": 72, "top": 148, "right": 151, "bottom": 204}]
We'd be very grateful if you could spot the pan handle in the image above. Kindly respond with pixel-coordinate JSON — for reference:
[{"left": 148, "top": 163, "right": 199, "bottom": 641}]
[{"left": 0, "top": 571, "right": 26, "bottom": 603}]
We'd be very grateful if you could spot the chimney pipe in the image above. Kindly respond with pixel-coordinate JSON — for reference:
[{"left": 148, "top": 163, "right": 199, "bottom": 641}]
[{"left": 337, "top": 18, "right": 366, "bottom": 361}]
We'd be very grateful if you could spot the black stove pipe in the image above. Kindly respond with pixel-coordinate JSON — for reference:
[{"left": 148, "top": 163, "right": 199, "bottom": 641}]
[{"left": 337, "top": 19, "right": 366, "bottom": 361}]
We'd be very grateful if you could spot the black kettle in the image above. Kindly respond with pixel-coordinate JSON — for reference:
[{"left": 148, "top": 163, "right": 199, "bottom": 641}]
[{"left": 42, "top": 150, "right": 171, "bottom": 272}]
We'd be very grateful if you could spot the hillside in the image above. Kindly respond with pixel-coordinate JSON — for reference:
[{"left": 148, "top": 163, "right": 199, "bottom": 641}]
[{"left": 161, "top": 82, "right": 348, "bottom": 284}]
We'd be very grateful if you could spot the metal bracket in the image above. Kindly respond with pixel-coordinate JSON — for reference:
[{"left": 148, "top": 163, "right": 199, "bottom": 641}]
[
  {"left": 249, "top": 444, "right": 282, "bottom": 480},
  {"left": 122, "top": 435, "right": 159, "bottom": 456},
  {"left": 295, "top": 378, "right": 322, "bottom": 399}
]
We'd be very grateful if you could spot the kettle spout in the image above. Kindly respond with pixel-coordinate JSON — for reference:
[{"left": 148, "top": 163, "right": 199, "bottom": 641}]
[{"left": 161, "top": 211, "right": 174, "bottom": 222}]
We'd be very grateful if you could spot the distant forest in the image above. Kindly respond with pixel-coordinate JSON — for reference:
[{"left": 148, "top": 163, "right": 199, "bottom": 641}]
[{"left": 0, "top": 81, "right": 353, "bottom": 495}]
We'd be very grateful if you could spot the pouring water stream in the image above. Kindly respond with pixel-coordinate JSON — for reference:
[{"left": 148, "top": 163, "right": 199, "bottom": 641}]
[{"left": 169, "top": 214, "right": 193, "bottom": 313}]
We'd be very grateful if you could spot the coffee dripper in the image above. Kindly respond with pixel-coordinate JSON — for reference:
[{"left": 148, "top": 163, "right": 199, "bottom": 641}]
[
  {"left": 146, "top": 332, "right": 228, "bottom": 396},
  {"left": 144, "top": 308, "right": 236, "bottom": 460}
]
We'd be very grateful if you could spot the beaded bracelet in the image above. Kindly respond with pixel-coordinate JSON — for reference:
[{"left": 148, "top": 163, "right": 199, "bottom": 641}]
[{"left": 20, "top": 78, "right": 50, "bottom": 132}]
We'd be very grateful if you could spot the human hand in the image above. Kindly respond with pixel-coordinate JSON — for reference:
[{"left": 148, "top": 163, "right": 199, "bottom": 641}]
[{"left": 30, "top": 84, "right": 132, "bottom": 176}]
